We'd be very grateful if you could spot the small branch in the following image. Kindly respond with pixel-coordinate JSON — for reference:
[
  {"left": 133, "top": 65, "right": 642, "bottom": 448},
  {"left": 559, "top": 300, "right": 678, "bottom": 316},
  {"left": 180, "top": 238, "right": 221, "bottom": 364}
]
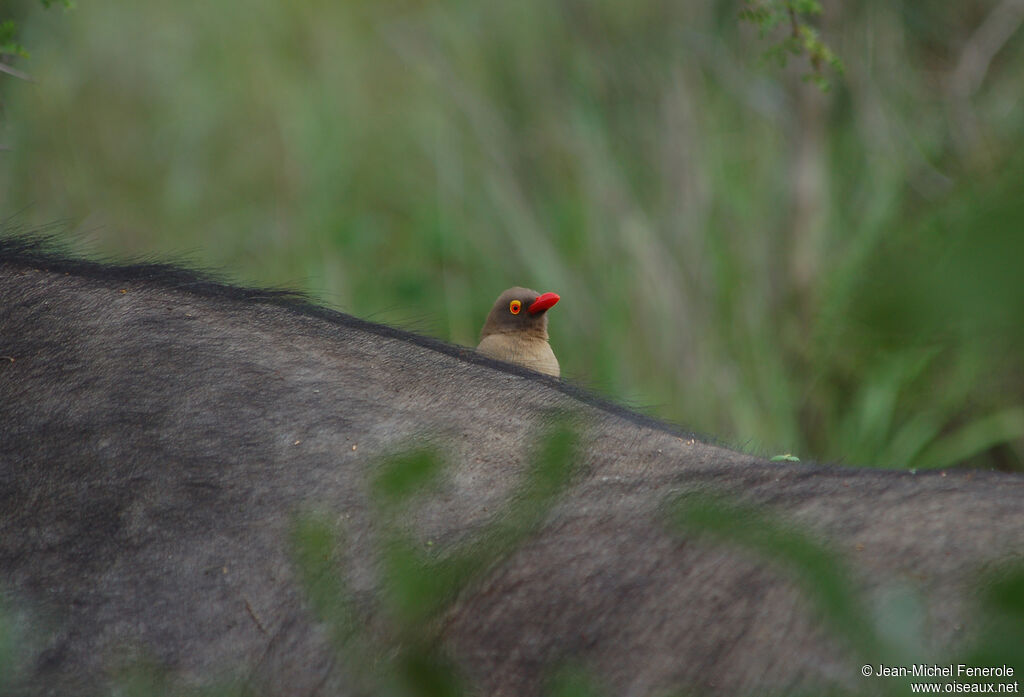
[
  {"left": 0, "top": 61, "right": 33, "bottom": 82},
  {"left": 950, "top": 0, "right": 1024, "bottom": 97}
]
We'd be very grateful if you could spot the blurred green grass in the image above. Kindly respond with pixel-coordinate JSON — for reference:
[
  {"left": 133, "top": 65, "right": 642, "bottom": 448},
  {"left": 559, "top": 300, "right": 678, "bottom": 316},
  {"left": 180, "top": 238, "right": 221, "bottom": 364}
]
[{"left": 2, "top": 0, "right": 1024, "bottom": 469}]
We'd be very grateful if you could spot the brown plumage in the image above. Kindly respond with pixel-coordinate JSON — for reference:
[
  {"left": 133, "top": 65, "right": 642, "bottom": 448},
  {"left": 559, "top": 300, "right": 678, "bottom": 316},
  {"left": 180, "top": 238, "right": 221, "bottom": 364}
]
[{"left": 477, "top": 287, "right": 560, "bottom": 377}]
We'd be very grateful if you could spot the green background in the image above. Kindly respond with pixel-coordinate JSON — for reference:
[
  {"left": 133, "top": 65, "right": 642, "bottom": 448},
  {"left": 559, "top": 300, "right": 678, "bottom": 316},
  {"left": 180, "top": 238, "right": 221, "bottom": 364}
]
[{"left": 3, "top": 0, "right": 1024, "bottom": 469}]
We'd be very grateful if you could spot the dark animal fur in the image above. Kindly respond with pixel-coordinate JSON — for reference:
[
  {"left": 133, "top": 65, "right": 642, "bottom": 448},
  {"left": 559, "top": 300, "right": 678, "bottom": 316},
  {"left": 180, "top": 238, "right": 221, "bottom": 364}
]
[{"left": 1, "top": 235, "right": 1022, "bottom": 696}]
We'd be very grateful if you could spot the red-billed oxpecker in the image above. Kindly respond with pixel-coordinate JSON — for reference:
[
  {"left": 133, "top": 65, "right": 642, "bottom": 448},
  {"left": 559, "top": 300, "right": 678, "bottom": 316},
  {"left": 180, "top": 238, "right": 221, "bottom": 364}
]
[{"left": 477, "top": 287, "right": 561, "bottom": 377}]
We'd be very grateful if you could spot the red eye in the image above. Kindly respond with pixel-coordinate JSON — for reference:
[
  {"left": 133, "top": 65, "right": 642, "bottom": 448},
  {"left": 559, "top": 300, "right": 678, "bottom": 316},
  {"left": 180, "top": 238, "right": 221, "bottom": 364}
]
[{"left": 509, "top": 300, "right": 522, "bottom": 314}]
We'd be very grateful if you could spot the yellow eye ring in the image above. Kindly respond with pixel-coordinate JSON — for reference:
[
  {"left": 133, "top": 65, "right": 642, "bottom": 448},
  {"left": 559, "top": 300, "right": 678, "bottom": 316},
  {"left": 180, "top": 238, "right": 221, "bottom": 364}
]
[{"left": 509, "top": 300, "right": 522, "bottom": 315}]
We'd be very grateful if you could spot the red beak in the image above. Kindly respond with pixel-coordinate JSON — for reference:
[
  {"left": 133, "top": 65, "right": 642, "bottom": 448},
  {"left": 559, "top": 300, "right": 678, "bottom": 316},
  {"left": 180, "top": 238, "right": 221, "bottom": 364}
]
[{"left": 528, "top": 292, "right": 560, "bottom": 314}]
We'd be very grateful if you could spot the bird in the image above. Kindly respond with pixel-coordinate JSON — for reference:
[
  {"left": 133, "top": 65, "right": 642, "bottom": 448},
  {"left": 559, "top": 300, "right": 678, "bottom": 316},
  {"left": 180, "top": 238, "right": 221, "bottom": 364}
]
[{"left": 477, "top": 287, "right": 561, "bottom": 377}]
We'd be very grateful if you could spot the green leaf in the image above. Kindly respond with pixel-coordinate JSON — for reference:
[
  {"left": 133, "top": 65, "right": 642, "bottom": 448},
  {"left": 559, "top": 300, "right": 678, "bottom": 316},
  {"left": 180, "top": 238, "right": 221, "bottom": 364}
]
[
  {"left": 290, "top": 514, "right": 358, "bottom": 648},
  {"left": 548, "top": 666, "right": 606, "bottom": 697},
  {"left": 770, "top": 453, "right": 800, "bottom": 462},
  {"left": 740, "top": 0, "right": 843, "bottom": 91},
  {"left": 382, "top": 539, "right": 450, "bottom": 626},
  {"left": 394, "top": 645, "right": 464, "bottom": 697},
  {"left": 667, "top": 492, "right": 884, "bottom": 659},
  {"left": 913, "top": 406, "right": 1024, "bottom": 470},
  {"left": 373, "top": 448, "right": 445, "bottom": 506},
  {"left": 0, "top": 21, "right": 27, "bottom": 58}
]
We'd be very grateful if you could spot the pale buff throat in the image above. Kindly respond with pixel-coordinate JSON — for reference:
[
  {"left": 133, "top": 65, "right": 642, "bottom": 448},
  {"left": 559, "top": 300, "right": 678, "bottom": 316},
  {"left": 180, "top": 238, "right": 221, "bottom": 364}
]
[
  {"left": 477, "top": 331, "right": 560, "bottom": 377},
  {"left": 476, "top": 287, "right": 561, "bottom": 377}
]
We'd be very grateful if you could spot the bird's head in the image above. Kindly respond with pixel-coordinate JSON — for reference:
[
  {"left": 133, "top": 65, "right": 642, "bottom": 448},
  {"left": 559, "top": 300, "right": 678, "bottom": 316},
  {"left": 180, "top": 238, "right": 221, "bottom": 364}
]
[{"left": 480, "top": 286, "right": 560, "bottom": 339}]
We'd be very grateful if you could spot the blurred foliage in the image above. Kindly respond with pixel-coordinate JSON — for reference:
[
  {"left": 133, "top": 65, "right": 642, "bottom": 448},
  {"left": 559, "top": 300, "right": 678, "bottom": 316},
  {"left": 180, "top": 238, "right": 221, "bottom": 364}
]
[
  {"left": 669, "top": 492, "right": 1024, "bottom": 697},
  {"left": 2, "top": 0, "right": 1024, "bottom": 470},
  {"left": 292, "top": 418, "right": 579, "bottom": 696},
  {"left": 1, "top": 430, "right": 1021, "bottom": 694},
  {"left": 0, "top": 1, "right": 70, "bottom": 68},
  {"left": 0, "top": 603, "right": 17, "bottom": 694},
  {"left": 0, "top": 422, "right": 580, "bottom": 696},
  {"left": 546, "top": 667, "right": 607, "bottom": 697},
  {"left": 669, "top": 492, "right": 887, "bottom": 663},
  {"left": 968, "top": 565, "right": 1024, "bottom": 670}
]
